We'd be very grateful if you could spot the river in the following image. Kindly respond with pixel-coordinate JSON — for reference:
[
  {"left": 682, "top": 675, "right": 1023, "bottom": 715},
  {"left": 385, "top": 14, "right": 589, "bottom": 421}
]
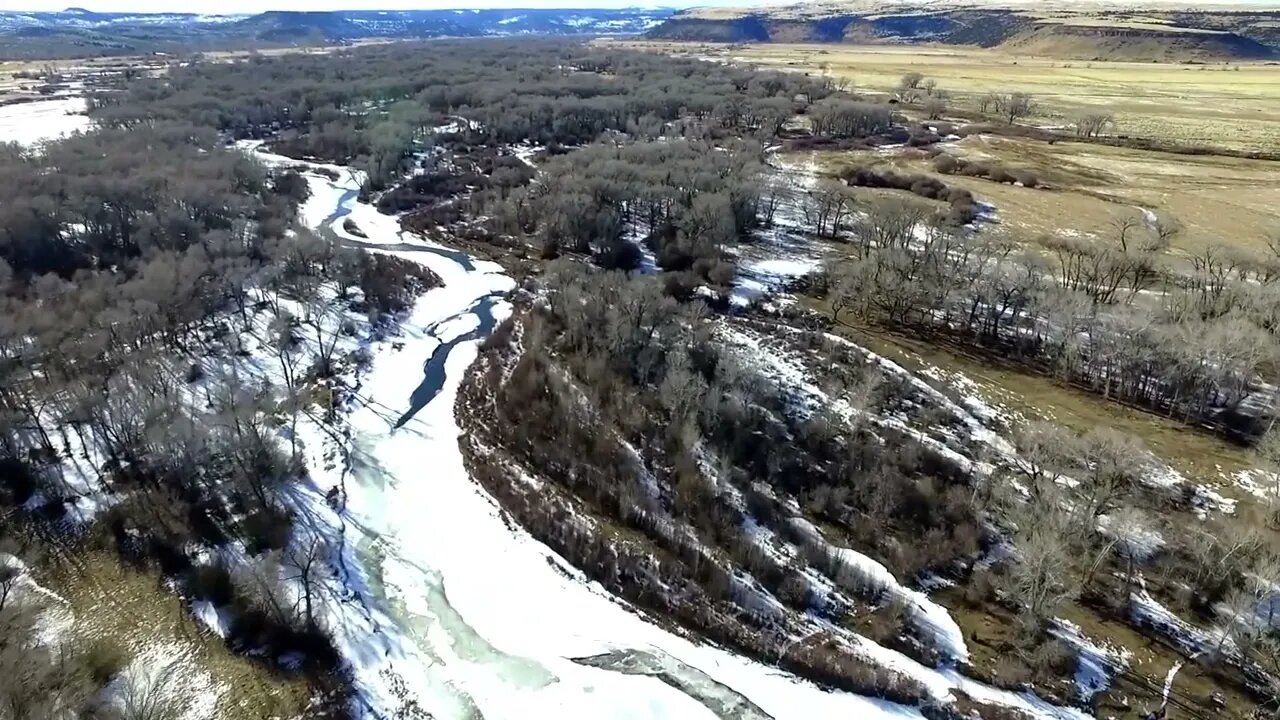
[{"left": 244, "top": 144, "right": 938, "bottom": 720}]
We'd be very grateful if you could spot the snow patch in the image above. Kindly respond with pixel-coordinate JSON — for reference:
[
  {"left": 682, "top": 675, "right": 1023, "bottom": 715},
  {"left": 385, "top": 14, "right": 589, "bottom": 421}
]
[
  {"left": 101, "top": 642, "right": 225, "bottom": 720},
  {"left": 1049, "top": 619, "right": 1131, "bottom": 701},
  {"left": 0, "top": 96, "right": 91, "bottom": 147},
  {"left": 788, "top": 518, "right": 970, "bottom": 665}
]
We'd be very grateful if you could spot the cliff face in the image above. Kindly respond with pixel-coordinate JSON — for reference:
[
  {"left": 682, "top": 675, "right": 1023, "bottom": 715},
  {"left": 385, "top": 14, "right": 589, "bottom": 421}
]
[{"left": 645, "top": 6, "right": 1280, "bottom": 61}]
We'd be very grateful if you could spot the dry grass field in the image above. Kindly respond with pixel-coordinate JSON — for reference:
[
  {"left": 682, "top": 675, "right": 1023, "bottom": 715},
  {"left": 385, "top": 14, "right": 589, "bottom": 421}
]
[
  {"left": 35, "top": 544, "right": 316, "bottom": 720},
  {"left": 613, "top": 39, "right": 1280, "bottom": 263},
  {"left": 622, "top": 37, "right": 1280, "bottom": 259},
  {"left": 814, "top": 137, "right": 1280, "bottom": 257},
  {"left": 624, "top": 41, "right": 1280, "bottom": 150}
]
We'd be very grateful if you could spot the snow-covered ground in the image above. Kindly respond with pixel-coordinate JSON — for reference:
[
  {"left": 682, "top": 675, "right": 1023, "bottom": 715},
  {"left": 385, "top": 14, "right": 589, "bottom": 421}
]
[
  {"left": 100, "top": 642, "right": 225, "bottom": 720},
  {"left": 1049, "top": 619, "right": 1131, "bottom": 702},
  {"left": 788, "top": 517, "right": 970, "bottom": 665},
  {"left": 729, "top": 156, "right": 825, "bottom": 308},
  {"left": 1131, "top": 583, "right": 1234, "bottom": 659},
  {"left": 714, "top": 323, "right": 1091, "bottom": 720},
  {"left": 0, "top": 96, "right": 91, "bottom": 147},
  {"left": 243, "top": 144, "right": 943, "bottom": 720}
]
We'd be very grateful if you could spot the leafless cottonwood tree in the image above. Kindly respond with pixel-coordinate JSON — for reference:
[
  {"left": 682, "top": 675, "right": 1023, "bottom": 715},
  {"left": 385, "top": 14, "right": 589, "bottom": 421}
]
[
  {"left": 977, "top": 92, "right": 1001, "bottom": 115},
  {"left": 896, "top": 72, "right": 924, "bottom": 103},
  {"left": 995, "top": 92, "right": 1035, "bottom": 125},
  {"left": 804, "top": 181, "right": 857, "bottom": 239},
  {"left": 1073, "top": 112, "right": 1114, "bottom": 139},
  {"left": 1004, "top": 490, "right": 1078, "bottom": 628},
  {"left": 271, "top": 311, "right": 304, "bottom": 458},
  {"left": 111, "top": 658, "right": 187, "bottom": 720},
  {"left": 1111, "top": 506, "right": 1155, "bottom": 600},
  {"left": 236, "top": 553, "right": 305, "bottom": 633},
  {"left": 282, "top": 533, "right": 334, "bottom": 629}
]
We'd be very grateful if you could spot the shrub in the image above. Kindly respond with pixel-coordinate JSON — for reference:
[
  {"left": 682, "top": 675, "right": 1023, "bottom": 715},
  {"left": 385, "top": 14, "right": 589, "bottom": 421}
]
[
  {"left": 1013, "top": 170, "right": 1039, "bottom": 188},
  {"left": 1029, "top": 638, "right": 1075, "bottom": 684},
  {"left": 988, "top": 167, "right": 1015, "bottom": 184},
  {"left": 185, "top": 562, "right": 236, "bottom": 606},
  {"left": 964, "top": 570, "right": 997, "bottom": 606},
  {"left": 342, "top": 217, "right": 367, "bottom": 238},
  {"left": 949, "top": 197, "right": 978, "bottom": 225},
  {"left": 907, "top": 131, "right": 941, "bottom": 147},
  {"left": 662, "top": 271, "right": 700, "bottom": 301},
  {"left": 777, "top": 570, "right": 814, "bottom": 610},
  {"left": 992, "top": 654, "right": 1032, "bottom": 689},
  {"left": 80, "top": 637, "right": 128, "bottom": 686},
  {"left": 693, "top": 257, "right": 737, "bottom": 286},
  {"left": 909, "top": 177, "right": 947, "bottom": 200},
  {"left": 241, "top": 506, "right": 294, "bottom": 555}
]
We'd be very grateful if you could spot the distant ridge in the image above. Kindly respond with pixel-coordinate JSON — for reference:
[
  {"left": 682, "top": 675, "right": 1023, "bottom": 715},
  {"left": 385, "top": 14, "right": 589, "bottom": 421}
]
[
  {"left": 646, "top": 1, "right": 1280, "bottom": 61},
  {"left": 0, "top": 7, "right": 676, "bottom": 59}
]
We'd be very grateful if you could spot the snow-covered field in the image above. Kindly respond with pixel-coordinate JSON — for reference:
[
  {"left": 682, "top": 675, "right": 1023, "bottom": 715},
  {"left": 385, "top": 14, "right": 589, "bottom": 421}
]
[{"left": 0, "top": 97, "right": 91, "bottom": 146}]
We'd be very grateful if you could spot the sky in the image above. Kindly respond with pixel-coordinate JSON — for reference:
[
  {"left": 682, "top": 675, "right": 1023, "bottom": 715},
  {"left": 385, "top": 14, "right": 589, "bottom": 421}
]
[{"left": 0, "top": 0, "right": 749, "bottom": 10}]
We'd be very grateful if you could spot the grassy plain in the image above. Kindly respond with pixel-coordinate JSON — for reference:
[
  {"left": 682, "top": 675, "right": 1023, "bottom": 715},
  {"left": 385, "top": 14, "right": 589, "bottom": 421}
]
[
  {"left": 624, "top": 41, "right": 1280, "bottom": 150},
  {"left": 813, "top": 137, "right": 1280, "bottom": 257},
  {"left": 618, "top": 39, "right": 1280, "bottom": 258}
]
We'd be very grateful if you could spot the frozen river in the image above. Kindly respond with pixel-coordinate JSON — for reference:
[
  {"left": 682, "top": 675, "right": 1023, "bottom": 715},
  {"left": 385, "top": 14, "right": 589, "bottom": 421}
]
[{"left": 247, "top": 144, "right": 933, "bottom": 720}]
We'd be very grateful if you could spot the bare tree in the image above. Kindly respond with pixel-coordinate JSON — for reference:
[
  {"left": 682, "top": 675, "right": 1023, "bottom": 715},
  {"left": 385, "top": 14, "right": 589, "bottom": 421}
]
[
  {"left": 1082, "top": 505, "right": 1153, "bottom": 599},
  {"left": 923, "top": 97, "right": 947, "bottom": 121},
  {"left": 1005, "top": 491, "right": 1078, "bottom": 628},
  {"left": 804, "top": 180, "right": 857, "bottom": 239},
  {"left": 0, "top": 564, "right": 17, "bottom": 613},
  {"left": 283, "top": 533, "right": 333, "bottom": 629},
  {"left": 1072, "top": 428, "right": 1144, "bottom": 523},
  {"left": 111, "top": 657, "right": 188, "bottom": 720},
  {"left": 306, "top": 294, "right": 345, "bottom": 379},
  {"left": 1255, "top": 424, "right": 1280, "bottom": 513},
  {"left": 1007, "top": 421, "right": 1076, "bottom": 498},
  {"left": 1073, "top": 112, "right": 1114, "bottom": 139},
  {"left": 995, "top": 92, "right": 1035, "bottom": 125},
  {"left": 270, "top": 311, "right": 303, "bottom": 458},
  {"left": 896, "top": 72, "right": 925, "bottom": 104},
  {"left": 235, "top": 553, "right": 304, "bottom": 633}
]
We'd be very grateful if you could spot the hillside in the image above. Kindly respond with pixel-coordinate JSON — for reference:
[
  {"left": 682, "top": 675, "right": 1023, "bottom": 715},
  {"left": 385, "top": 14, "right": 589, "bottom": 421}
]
[
  {"left": 0, "top": 8, "right": 673, "bottom": 59},
  {"left": 646, "top": 3, "right": 1280, "bottom": 60}
]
